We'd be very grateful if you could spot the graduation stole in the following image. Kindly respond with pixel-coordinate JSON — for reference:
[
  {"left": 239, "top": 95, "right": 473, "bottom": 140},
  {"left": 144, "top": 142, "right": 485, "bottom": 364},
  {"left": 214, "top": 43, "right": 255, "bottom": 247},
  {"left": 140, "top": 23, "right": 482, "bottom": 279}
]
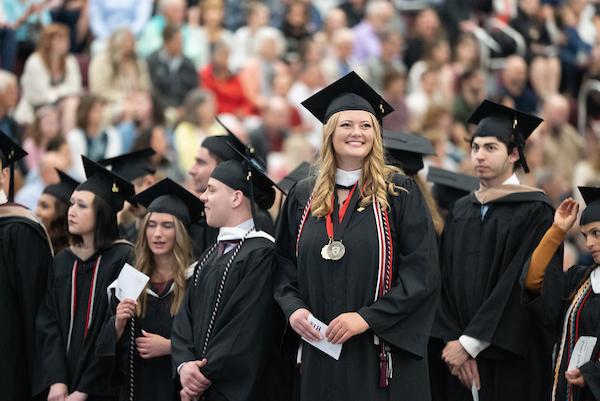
[
  {"left": 295, "top": 193, "right": 394, "bottom": 387},
  {"left": 551, "top": 278, "right": 592, "bottom": 401},
  {"left": 66, "top": 255, "right": 102, "bottom": 352}
]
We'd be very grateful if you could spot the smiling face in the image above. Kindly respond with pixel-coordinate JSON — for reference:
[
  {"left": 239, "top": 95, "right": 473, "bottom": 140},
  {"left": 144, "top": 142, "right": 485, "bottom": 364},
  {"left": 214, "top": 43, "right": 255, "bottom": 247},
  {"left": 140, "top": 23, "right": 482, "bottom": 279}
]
[
  {"left": 581, "top": 222, "right": 600, "bottom": 265},
  {"left": 331, "top": 110, "right": 376, "bottom": 170},
  {"left": 68, "top": 190, "right": 96, "bottom": 236},
  {"left": 145, "top": 212, "right": 176, "bottom": 257}
]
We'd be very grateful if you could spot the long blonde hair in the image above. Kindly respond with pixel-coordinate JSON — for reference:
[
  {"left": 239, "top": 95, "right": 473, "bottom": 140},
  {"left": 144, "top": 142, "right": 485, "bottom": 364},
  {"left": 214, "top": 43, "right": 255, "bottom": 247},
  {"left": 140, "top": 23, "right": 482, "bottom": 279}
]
[
  {"left": 311, "top": 111, "right": 400, "bottom": 218},
  {"left": 134, "top": 213, "right": 193, "bottom": 317}
]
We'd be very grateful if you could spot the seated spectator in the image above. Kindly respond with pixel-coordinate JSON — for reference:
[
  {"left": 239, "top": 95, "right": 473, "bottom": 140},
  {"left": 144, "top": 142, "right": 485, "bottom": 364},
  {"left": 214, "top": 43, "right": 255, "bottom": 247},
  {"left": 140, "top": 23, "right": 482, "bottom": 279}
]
[
  {"left": 230, "top": 2, "right": 270, "bottom": 71},
  {"left": 351, "top": 0, "right": 394, "bottom": 65},
  {"left": 365, "top": 30, "right": 405, "bottom": 92},
  {"left": 22, "top": 105, "right": 61, "bottom": 172},
  {"left": 88, "top": 0, "right": 153, "bottom": 50},
  {"left": 0, "top": 71, "right": 20, "bottom": 142},
  {"left": 49, "top": 0, "right": 90, "bottom": 53},
  {"left": 313, "top": 7, "right": 348, "bottom": 52},
  {"left": 320, "top": 28, "right": 361, "bottom": 83},
  {"left": 407, "top": 36, "right": 454, "bottom": 105},
  {"left": 196, "top": 0, "right": 233, "bottom": 70},
  {"left": 403, "top": 7, "right": 443, "bottom": 70},
  {"left": 497, "top": 55, "right": 538, "bottom": 113},
  {"left": 451, "top": 32, "right": 481, "bottom": 81},
  {"left": 381, "top": 69, "right": 409, "bottom": 133},
  {"left": 406, "top": 67, "right": 442, "bottom": 130},
  {"left": 88, "top": 28, "right": 151, "bottom": 123},
  {"left": 15, "top": 23, "right": 81, "bottom": 131},
  {"left": 147, "top": 24, "right": 198, "bottom": 114},
  {"left": 15, "top": 150, "right": 68, "bottom": 211},
  {"left": 453, "top": 68, "right": 487, "bottom": 130},
  {"left": 339, "top": 0, "right": 366, "bottom": 27},
  {"left": 200, "top": 40, "right": 256, "bottom": 122},
  {"left": 558, "top": 3, "right": 594, "bottom": 95},
  {"left": 539, "top": 94, "right": 583, "bottom": 185},
  {"left": 248, "top": 96, "right": 291, "bottom": 165},
  {"left": 174, "top": 89, "right": 224, "bottom": 172},
  {"left": 280, "top": 1, "right": 313, "bottom": 58},
  {"left": 137, "top": 0, "right": 205, "bottom": 67},
  {"left": 67, "top": 95, "right": 123, "bottom": 179},
  {"left": 510, "top": 0, "right": 561, "bottom": 98},
  {"left": 286, "top": 62, "right": 324, "bottom": 146},
  {"left": 239, "top": 26, "right": 288, "bottom": 112}
]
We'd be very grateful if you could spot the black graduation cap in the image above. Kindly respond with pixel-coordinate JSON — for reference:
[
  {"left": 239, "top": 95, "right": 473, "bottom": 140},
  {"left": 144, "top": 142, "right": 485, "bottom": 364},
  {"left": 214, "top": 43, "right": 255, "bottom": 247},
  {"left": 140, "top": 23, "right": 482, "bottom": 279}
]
[
  {"left": 427, "top": 167, "right": 479, "bottom": 213},
  {"left": 130, "top": 178, "right": 204, "bottom": 227},
  {"left": 201, "top": 135, "right": 244, "bottom": 162},
  {"left": 0, "top": 130, "right": 28, "bottom": 202},
  {"left": 467, "top": 99, "right": 543, "bottom": 174},
  {"left": 383, "top": 131, "right": 436, "bottom": 175},
  {"left": 42, "top": 169, "right": 80, "bottom": 203},
  {"left": 277, "top": 162, "right": 312, "bottom": 194},
  {"left": 211, "top": 159, "right": 277, "bottom": 210},
  {"left": 77, "top": 156, "right": 135, "bottom": 213},
  {"left": 579, "top": 186, "right": 600, "bottom": 226},
  {"left": 301, "top": 71, "right": 394, "bottom": 124},
  {"left": 99, "top": 148, "right": 156, "bottom": 182}
]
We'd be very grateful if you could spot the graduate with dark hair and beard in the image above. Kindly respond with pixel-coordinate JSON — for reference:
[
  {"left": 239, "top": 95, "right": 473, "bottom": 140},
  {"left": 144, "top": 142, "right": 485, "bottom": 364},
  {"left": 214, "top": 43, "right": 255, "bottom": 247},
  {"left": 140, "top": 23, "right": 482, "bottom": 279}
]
[
  {"left": 431, "top": 100, "right": 562, "bottom": 401},
  {"left": 172, "top": 155, "right": 287, "bottom": 401}
]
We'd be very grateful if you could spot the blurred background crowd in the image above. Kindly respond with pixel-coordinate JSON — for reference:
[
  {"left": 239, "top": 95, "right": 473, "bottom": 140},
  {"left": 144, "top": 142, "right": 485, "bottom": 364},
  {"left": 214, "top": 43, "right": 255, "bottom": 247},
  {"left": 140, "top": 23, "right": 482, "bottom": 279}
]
[{"left": 1, "top": 0, "right": 600, "bottom": 266}]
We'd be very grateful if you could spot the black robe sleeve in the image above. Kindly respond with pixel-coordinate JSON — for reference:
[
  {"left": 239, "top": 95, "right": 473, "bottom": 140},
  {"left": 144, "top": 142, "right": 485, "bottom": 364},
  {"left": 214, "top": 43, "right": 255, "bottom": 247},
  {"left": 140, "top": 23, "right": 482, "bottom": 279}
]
[
  {"left": 274, "top": 183, "right": 311, "bottom": 321},
  {"left": 356, "top": 176, "right": 440, "bottom": 356},
  {"left": 171, "top": 280, "right": 198, "bottom": 373},
  {"left": 34, "top": 262, "right": 69, "bottom": 395},
  {"left": 463, "top": 202, "right": 557, "bottom": 355},
  {"left": 579, "top": 360, "right": 600, "bottom": 397},
  {"left": 200, "top": 249, "right": 279, "bottom": 386}
]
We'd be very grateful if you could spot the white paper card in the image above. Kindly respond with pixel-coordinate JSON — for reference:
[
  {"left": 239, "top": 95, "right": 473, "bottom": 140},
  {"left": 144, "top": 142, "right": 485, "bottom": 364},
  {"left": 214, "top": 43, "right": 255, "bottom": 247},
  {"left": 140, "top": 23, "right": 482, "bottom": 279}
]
[
  {"left": 301, "top": 314, "right": 343, "bottom": 360},
  {"left": 471, "top": 382, "right": 479, "bottom": 401},
  {"left": 115, "top": 263, "right": 150, "bottom": 302},
  {"left": 568, "top": 336, "right": 597, "bottom": 371}
]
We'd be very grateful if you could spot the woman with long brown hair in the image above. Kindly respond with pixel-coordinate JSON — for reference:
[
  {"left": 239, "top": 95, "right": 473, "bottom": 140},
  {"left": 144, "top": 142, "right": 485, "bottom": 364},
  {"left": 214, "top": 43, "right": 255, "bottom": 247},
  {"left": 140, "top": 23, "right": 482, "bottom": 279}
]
[
  {"left": 16, "top": 23, "right": 81, "bottom": 130},
  {"left": 275, "top": 72, "right": 440, "bottom": 400},
  {"left": 105, "top": 178, "right": 201, "bottom": 401}
]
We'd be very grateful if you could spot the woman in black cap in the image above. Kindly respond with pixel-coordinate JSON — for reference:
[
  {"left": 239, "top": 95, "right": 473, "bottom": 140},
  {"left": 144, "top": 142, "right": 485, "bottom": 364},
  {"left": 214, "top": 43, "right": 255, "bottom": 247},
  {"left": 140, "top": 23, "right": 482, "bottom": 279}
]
[
  {"left": 34, "top": 156, "right": 135, "bottom": 401},
  {"left": 36, "top": 169, "right": 80, "bottom": 254},
  {"left": 523, "top": 187, "right": 600, "bottom": 401},
  {"left": 275, "top": 71, "right": 440, "bottom": 400},
  {"left": 100, "top": 178, "right": 201, "bottom": 401}
]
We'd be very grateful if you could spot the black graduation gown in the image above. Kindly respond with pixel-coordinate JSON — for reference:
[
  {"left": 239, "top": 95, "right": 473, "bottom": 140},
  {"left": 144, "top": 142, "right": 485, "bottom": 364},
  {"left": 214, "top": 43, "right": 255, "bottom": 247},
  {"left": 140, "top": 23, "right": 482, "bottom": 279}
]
[
  {"left": 34, "top": 243, "right": 133, "bottom": 400},
  {"left": 431, "top": 191, "right": 560, "bottom": 401},
  {"left": 525, "top": 262, "right": 600, "bottom": 401},
  {"left": 118, "top": 221, "right": 139, "bottom": 244},
  {"left": 97, "top": 280, "right": 183, "bottom": 401},
  {"left": 275, "top": 175, "right": 440, "bottom": 401},
  {"left": 171, "top": 236, "right": 288, "bottom": 401},
  {"left": 0, "top": 204, "right": 53, "bottom": 401}
]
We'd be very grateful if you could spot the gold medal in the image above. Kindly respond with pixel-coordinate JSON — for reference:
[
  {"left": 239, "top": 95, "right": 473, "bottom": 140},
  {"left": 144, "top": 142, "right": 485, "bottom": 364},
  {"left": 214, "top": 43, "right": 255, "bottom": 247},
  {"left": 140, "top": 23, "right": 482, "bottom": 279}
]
[{"left": 327, "top": 240, "right": 345, "bottom": 260}]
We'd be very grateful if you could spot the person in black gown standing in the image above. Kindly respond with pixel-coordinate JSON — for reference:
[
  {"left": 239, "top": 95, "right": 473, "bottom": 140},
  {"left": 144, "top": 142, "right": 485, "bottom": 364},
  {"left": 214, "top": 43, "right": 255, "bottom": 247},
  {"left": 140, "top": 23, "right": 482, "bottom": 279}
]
[
  {"left": 275, "top": 71, "right": 440, "bottom": 401},
  {"left": 34, "top": 156, "right": 134, "bottom": 401}
]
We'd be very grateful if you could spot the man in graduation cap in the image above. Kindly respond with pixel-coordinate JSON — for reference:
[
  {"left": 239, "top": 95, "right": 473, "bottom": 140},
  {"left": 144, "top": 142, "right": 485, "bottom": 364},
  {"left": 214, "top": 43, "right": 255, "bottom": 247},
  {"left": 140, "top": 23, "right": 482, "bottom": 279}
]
[
  {"left": 187, "top": 122, "right": 274, "bottom": 257},
  {"left": 99, "top": 148, "right": 157, "bottom": 243},
  {"left": 431, "top": 100, "right": 561, "bottom": 401},
  {"left": 0, "top": 131, "right": 53, "bottom": 400},
  {"left": 171, "top": 156, "right": 288, "bottom": 401}
]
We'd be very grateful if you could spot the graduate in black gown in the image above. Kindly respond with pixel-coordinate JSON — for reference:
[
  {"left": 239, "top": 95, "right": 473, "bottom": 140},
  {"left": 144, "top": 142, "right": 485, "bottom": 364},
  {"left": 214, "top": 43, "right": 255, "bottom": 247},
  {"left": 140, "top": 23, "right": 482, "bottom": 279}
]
[
  {"left": 36, "top": 169, "right": 80, "bottom": 254},
  {"left": 99, "top": 178, "right": 202, "bottom": 401},
  {"left": 275, "top": 71, "right": 440, "bottom": 401},
  {"left": 0, "top": 132, "right": 53, "bottom": 401},
  {"left": 431, "top": 100, "right": 561, "bottom": 401},
  {"left": 99, "top": 148, "right": 157, "bottom": 244},
  {"left": 172, "top": 157, "right": 287, "bottom": 401},
  {"left": 187, "top": 127, "right": 274, "bottom": 258},
  {"left": 523, "top": 189, "right": 600, "bottom": 401},
  {"left": 34, "top": 156, "right": 135, "bottom": 401},
  {"left": 427, "top": 167, "right": 480, "bottom": 218}
]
